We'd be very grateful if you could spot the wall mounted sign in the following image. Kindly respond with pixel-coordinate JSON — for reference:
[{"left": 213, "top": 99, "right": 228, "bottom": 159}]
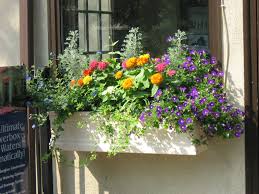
[{"left": 0, "top": 109, "right": 28, "bottom": 194}]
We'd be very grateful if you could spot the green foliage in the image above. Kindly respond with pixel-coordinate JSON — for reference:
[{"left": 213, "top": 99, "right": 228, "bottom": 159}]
[{"left": 121, "top": 27, "right": 143, "bottom": 59}]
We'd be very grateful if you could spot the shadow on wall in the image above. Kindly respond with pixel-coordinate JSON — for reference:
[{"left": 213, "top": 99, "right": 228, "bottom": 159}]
[
  {"left": 225, "top": 72, "right": 244, "bottom": 109},
  {"left": 0, "top": 0, "right": 19, "bottom": 66}
]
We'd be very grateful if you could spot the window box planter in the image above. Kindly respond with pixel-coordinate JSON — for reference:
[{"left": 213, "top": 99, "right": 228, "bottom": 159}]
[{"left": 49, "top": 112, "right": 207, "bottom": 155}]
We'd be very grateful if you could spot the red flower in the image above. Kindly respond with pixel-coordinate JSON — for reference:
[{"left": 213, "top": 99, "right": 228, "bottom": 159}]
[{"left": 83, "top": 69, "right": 93, "bottom": 76}]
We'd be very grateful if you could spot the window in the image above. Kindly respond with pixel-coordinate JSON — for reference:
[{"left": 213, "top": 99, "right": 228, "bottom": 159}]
[
  {"left": 58, "top": 0, "right": 221, "bottom": 59},
  {"left": 61, "top": 0, "right": 112, "bottom": 56}
]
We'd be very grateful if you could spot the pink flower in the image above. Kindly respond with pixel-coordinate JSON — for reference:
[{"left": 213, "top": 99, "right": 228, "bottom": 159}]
[
  {"left": 122, "top": 61, "right": 127, "bottom": 69},
  {"left": 98, "top": 61, "right": 108, "bottom": 70},
  {"left": 155, "top": 63, "right": 167, "bottom": 72},
  {"left": 89, "top": 60, "right": 98, "bottom": 70},
  {"left": 167, "top": 70, "right": 176, "bottom": 77}
]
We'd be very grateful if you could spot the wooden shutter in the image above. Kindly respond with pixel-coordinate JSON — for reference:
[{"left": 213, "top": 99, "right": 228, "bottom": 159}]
[{"left": 208, "top": 0, "right": 222, "bottom": 63}]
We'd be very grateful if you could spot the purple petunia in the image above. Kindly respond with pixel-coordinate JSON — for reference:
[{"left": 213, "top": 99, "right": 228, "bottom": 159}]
[
  {"left": 181, "top": 124, "right": 187, "bottom": 132},
  {"left": 178, "top": 118, "right": 185, "bottom": 125},
  {"left": 172, "top": 96, "right": 179, "bottom": 102},
  {"left": 199, "top": 97, "right": 207, "bottom": 105},
  {"left": 211, "top": 57, "right": 217, "bottom": 65},
  {"left": 202, "top": 109, "right": 210, "bottom": 116},
  {"left": 179, "top": 86, "right": 187, "bottom": 93},
  {"left": 189, "top": 65, "right": 197, "bottom": 72},
  {"left": 176, "top": 112, "right": 182, "bottom": 117},
  {"left": 154, "top": 89, "right": 162, "bottom": 99},
  {"left": 208, "top": 79, "right": 215, "bottom": 85},
  {"left": 139, "top": 113, "right": 145, "bottom": 122},
  {"left": 189, "top": 87, "right": 199, "bottom": 99},
  {"left": 186, "top": 118, "right": 193, "bottom": 124}
]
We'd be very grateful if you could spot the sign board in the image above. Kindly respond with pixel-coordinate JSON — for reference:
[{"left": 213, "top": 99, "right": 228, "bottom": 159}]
[{"left": 0, "top": 109, "right": 29, "bottom": 194}]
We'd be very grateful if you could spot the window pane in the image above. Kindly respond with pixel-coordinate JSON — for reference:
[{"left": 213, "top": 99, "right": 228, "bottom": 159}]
[
  {"left": 88, "top": 0, "right": 99, "bottom": 10},
  {"left": 78, "top": 13, "right": 88, "bottom": 51},
  {"left": 102, "top": 14, "right": 111, "bottom": 51},
  {"left": 78, "top": 0, "right": 86, "bottom": 10},
  {"left": 101, "top": 0, "right": 111, "bottom": 11},
  {"left": 88, "top": 13, "right": 100, "bottom": 51},
  {"left": 112, "top": 0, "right": 208, "bottom": 55}
]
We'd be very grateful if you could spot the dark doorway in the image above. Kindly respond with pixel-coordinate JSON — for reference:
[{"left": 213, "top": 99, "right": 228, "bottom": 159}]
[{"left": 244, "top": 0, "right": 259, "bottom": 193}]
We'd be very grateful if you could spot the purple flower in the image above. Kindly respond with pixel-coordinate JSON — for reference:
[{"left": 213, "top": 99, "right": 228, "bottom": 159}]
[
  {"left": 235, "top": 132, "right": 241, "bottom": 138},
  {"left": 218, "top": 71, "right": 224, "bottom": 77},
  {"left": 177, "top": 105, "right": 183, "bottom": 111},
  {"left": 198, "top": 50, "right": 206, "bottom": 56},
  {"left": 186, "top": 118, "right": 193, "bottom": 124},
  {"left": 204, "top": 74, "right": 209, "bottom": 79},
  {"left": 211, "top": 70, "right": 218, "bottom": 76},
  {"left": 178, "top": 118, "right": 185, "bottom": 125},
  {"left": 186, "top": 56, "right": 192, "bottom": 61},
  {"left": 164, "top": 108, "right": 169, "bottom": 113},
  {"left": 183, "top": 102, "right": 188, "bottom": 107},
  {"left": 208, "top": 79, "right": 215, "bottom": 85},
  {"left": 154, "top": 89, "right": 162, "bottom": 99},
  {"left": 180, "top": 125, "right": 187, "bottom": 132},
  {"left": 199, "top": 97, "right": 207, "bottom": 105},
  {"left": 189, "top": 87, "right": 199, "bottom": 99},
  {"left": 202, "top": 59, "right": 209, "bottom": 65},
  {"left": 149, "top": 105, "right": 154, "bottom": 109},
  {"left": 213, "top": 112, "right": 220, "bottom": 118},
  {"left": 171, "top": 108, "right": 175, "bottom": 114},
  {"left": 182, "top": 62, "right": 189, "bottom": 69},
  {"left": 211, "top": 88, "right": 217, "bottom": 93},
  {"left": 147, "top": 112, "right": 152, "bottom": 116},
  {"left": 179, "top": 86, "right": 187, "bottom": 93},
  {"left": 157, "top": 112, "right": 162, "bottom": 118},
  {"left": 176, "top": 112, "right": 182, "bottom": 117},
  {"left": 211, "top": 57, "right": 217, "bottom": 64},
  {"left": 218, "top": 97, "right": 225, "bottom": 103},
  {"left": 189, "top": 50, "right": 196, "bottom": 55},
  {"left": 202, "top": 109, "right": 210, "bottom": 116},
  {"left": 139, "top": 113, "right": 145, "bottom": 122},
  {"left": 156, "top": 106, "right": 162, "bottom": 113},
  {"left": 195, "top": 78, "right": 201, "bottom": 83},
  {"left": 171, "top": 96, "right": 178, "bottom": 102},
  {"left": 189, "top": 65, "right": 197, "bottom": 72},
  {"left": 209, "top": 102, "right": 215, "bottom": 107}
]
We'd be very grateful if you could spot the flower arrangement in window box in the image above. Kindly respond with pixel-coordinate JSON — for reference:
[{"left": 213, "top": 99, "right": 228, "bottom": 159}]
[{"left": 27, "top": 29, "right": 244, "bottom": 158}]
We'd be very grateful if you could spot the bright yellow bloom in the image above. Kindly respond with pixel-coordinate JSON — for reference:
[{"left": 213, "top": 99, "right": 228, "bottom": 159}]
[
  {"left": 115, "top": 71, "right": 123, "bottom": 79},
  {"left": 83, "top": 75, "right": 92, "bottom": 85},
  {"left": 137, "top": 54, "right": 150, "bottom": 66},
  {"left": 150, "top": 73, "right": 163, "bottom": 85},
  {"left": 125, "top": 57, "right": 137, "bottom": 69},
  {"left": 122, "top": 78, "right": 134, "bottom": 90}
]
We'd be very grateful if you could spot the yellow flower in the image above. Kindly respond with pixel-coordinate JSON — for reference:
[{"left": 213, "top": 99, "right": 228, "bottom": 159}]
[
  {"left": 115, "top": 71, "right": 123, "bottom": 79},
  {"left": 150, "top": 73, "right": 163, "bottom": 85},
  {"left": 83, "top": 75, "right": 92, "bottom": 85},
  {"left": 122, "top": 78, "right": 134, "bottom": 90},
  {"left": 137, "top": 54, "right": 150, "bottom": 66},
  {"left": 125, "top": 57, "right": 137, "bottom": 69}
]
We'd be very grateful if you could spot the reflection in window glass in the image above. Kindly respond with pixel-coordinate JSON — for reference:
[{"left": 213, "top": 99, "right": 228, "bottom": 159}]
[
  {"left": 88, "top": 0, "right": 99, "bottom": 10},
  {"left": 88, "top": 13, "right": 100, "bottom": 52},
  {"left": 61, "top": 0, "right": 208, "bottom": 55}
]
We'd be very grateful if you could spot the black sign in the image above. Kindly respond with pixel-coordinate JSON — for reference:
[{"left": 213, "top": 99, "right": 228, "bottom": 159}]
[{"left": 0, "top": 110, "right": 28, "bottom": 194}]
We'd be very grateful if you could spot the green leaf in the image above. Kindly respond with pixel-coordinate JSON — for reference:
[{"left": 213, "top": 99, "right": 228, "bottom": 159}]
[{"left": 151, "top": 85, "right": 159, "bottom": 97}]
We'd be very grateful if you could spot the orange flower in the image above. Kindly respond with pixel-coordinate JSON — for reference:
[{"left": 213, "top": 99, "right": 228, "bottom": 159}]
[
  {"left": 77, "top": 78, "right": 84, "bottom": 86},
  {"left": 122, "top": 78, "right": 134, "bottom": 90},
  {"left": 115, "top": 71, "right": 123, "bottom": 79},
  {"left": 125, "top": 57, "right": 137, "bottom": 69},
  {"left": 137, "top": 54, "right": 150, "bottom": 66},
  {"left": 70, "top": 79, "right": 76, "bottom": 87},
  {"left": 150, "top": 73, "right": 163, "bottom": 85}
]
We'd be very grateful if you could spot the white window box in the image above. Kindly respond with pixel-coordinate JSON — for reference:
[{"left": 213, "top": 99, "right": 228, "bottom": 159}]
[{"left": 49, "top": 112, "right": 207, "bottom": 155}]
